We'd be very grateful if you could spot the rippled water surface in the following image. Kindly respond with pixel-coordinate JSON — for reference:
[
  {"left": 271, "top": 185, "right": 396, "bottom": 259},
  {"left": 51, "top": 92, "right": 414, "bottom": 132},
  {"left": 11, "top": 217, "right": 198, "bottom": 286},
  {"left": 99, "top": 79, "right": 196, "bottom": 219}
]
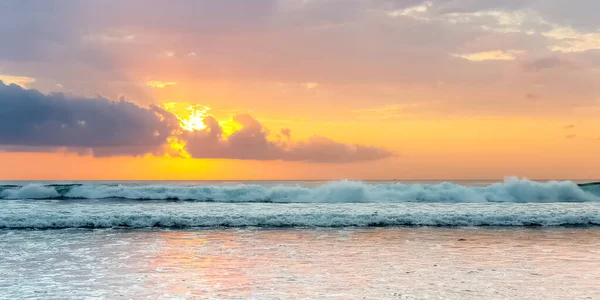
[{"left": 2, "top": 228, "right": 599, "bottom": 299}]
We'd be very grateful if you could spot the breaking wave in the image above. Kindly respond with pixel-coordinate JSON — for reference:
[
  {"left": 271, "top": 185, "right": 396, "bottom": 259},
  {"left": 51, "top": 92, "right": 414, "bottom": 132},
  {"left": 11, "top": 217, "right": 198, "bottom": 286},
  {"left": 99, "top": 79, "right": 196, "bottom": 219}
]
[
  {"left": 1, "top": 202, "right": 600, "bottom": 229},
  {"left": 2, "top": 178, "right": 600, "bottom": 229},
  {"left": 1, "top": 178, "right": 599, "bottom": 203}
]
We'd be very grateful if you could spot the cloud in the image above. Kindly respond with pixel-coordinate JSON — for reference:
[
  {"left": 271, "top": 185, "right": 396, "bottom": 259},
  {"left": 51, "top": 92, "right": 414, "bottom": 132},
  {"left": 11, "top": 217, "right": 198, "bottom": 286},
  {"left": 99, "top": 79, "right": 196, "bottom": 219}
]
[
  {"left": 280, "top": 128, "right": 291, "bottom": 139},
  {"left": 0, "top": 82, "right": 391, "bottom": 162},
  {"left": 565, "top": 134, "right": 576, "bottom": 139},
  {"left": 0, "top": 74, "right": 35, "bottom": 88},
  {"left": 387, "top": 1, "right": 432, "bottom": 19},
  {"left": 543, "top": 26, "right": 600, "bottom": 53},
  {"left": 453, "top": 50, "right": 523, "bottom": 61},
  {"left": 4, "top": 0, "right": 600, "bottom": 119},
  {"left": 0, "top": 81, "right": 178, "bottom": 156},
  {"left": 83, "top": 32, "right": 136, "bottom": 44},
  {"left": 522, "top": 56, "right": 571, "bottom": 71},
  {"left": 147, "top": 81, "right": 177, "bottom": 88},
  {"left": 284, "top": 135, "right": 393, "bottom": 163},
  {"left": 181, "top": 114, "right": 393, "bottom": 163}
]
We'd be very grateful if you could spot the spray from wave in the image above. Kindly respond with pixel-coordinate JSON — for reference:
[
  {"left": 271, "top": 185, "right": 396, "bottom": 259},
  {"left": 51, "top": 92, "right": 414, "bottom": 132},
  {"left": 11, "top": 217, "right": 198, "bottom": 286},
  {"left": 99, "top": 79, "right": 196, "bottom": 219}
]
[{"left": 1, "top": 178, "right": 599, "bottom": 203}]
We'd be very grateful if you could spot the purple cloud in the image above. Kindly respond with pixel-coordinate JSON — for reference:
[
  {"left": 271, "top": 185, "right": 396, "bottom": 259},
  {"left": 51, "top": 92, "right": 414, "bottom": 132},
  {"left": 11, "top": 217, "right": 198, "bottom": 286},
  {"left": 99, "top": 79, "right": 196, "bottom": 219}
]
[
  {"left": 0, "top": 82, "right": 392, "bottom": 162},
  {"left": 182, "top": 114, "right": 393, "bottom": 163},
  {"left": 0, "top": 81, "right": 178, "bottom": 156}
]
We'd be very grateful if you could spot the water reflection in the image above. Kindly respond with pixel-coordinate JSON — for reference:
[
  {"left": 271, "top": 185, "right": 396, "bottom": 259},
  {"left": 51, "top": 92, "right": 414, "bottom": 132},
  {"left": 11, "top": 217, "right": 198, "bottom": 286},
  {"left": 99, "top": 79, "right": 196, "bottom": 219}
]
[
  {"left": 2, "top": 228, "right": 600, "bottom": 299},
  {"left": 138, "top": 228, "right": 600, "bottom": 299}
]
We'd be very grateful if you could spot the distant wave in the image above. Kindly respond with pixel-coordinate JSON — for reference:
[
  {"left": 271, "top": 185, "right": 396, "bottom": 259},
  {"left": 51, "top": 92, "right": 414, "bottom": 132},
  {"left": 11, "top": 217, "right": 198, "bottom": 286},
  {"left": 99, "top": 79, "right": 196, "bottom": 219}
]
[{"left": 1, "top": 178, "right": 599, "bottom": 203}]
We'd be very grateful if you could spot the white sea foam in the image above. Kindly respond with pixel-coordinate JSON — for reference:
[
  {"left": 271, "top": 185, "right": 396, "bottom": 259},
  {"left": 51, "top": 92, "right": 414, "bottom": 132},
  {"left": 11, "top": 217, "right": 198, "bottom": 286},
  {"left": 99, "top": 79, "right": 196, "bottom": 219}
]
[
  {"left": 0, "top": 184, "right": 60, "bottom": 199},
  {"left": 1, "top": 201, "right": 599, "bottom": 229},
  {"left": 0, "top": 178, "right": 598, "bottom": 203},
  {"left": 1, "top": 179, "right": 599, "bottom": 229}
]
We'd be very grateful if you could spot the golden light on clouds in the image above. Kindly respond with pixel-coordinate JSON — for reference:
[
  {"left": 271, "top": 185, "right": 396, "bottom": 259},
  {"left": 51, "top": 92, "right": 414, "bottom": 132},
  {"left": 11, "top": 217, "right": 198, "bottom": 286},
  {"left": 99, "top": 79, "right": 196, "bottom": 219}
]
[
  {"left": 163, "top": 103, "right": 244, "bottom": 137},
  {"left": 0, "top": 74, "right": 35, "bottom": 88},
  {"left": 387, "top": 1, "right": 431, "bottom": 18},
  {"left": 165, "top": 137, "right": 191, "bottom": 158},
  {"left": 453, "top": 50, "right": 524, "bottom": 61},
  {"left": 147, "top": 81, "right": 177, "bottom": 88},
  {"left": 543, "top": 26, "right": 600, "bottom": 52},
  {"left": 218, "top": 119, "right": 243, "bottom": 137}
]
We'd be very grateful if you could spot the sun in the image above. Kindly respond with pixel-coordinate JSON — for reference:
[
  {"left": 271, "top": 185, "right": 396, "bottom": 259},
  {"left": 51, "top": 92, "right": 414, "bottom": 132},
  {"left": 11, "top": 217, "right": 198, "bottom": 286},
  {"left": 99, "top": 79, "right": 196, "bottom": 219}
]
[
  {"left": 163, "top": 103, "right": 210, "bottom": 132},
  {"left": 162, "top": 102, "right": 245, "bottom": 138},
  {"left": 180, "top": 105, "right": 209, "bottom": 131}
]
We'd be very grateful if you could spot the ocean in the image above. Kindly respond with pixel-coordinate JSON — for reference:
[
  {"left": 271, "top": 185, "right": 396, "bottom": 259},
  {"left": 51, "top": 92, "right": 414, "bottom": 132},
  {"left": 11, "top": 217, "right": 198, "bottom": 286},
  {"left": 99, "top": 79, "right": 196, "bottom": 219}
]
[{"left": 1, "top": 178, "right": 599, "bottom": 299}]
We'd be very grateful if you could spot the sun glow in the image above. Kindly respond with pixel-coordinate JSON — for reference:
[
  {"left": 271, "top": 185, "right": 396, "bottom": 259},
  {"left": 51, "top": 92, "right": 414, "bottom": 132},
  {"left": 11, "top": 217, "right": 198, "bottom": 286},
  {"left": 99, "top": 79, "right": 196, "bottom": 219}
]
[
  {"left": 163, "top": 103, "right": 210, "bottom": 132},
  {"left": 165, "top": 137, "right": 191, "bottom": 158},
  {"left": 219, "top": 119, "right": 243, "bottom": 137},
  {"left": 181, "top": 106, "right": 210, "bottom": 131}
]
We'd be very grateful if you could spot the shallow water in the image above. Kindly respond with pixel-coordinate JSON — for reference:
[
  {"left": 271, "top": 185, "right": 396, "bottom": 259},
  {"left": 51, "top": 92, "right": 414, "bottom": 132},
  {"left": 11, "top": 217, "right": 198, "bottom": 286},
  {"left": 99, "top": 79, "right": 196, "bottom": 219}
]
[{"left": 1, "top": 228, "right": 599, "bottom": 299}]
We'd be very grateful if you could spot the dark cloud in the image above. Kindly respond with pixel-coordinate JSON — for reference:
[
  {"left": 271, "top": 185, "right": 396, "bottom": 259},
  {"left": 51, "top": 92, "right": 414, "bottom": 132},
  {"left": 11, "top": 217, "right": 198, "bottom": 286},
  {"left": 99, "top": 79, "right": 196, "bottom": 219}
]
[
  {"left": 0, "top": 81, "right": 178, "bottom": 156},
  {"left": 522, "top": 56, "right": 570, "bottom": 72},
  {"left": 284, "top": 136, "right": 393, "bottom": 163},
  {"left": 183, "top": 114, "right": 393, "bottom": 163},
  {"left": 563, "top": 124, "right": 575, "bottom": 130},
  {"left": 184, "top": 114, "right": 283, "bottom": 160},
  {"left": 0, "top": 82, "right": 391, "bottom": 162}
]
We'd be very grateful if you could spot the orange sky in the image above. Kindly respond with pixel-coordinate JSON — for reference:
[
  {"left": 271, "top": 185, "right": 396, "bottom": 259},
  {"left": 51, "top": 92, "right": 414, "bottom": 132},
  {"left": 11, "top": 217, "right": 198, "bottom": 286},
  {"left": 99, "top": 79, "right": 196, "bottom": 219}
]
[
  {"left": 1, "top": 116, "right": 599, "bottom": 180},
  {"left": 1, "top": 1, "right": 600, "bottom": 180}
]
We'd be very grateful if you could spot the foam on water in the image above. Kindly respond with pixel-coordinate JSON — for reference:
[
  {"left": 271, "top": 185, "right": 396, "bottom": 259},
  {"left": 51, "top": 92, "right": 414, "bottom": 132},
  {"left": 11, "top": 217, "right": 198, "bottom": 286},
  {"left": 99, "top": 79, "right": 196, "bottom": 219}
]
[
  {"left": 1, "top": 201, "right": 600, "bottom": 229},
  {"left": 1, "top": 178, "right": 599, "bottom": 203},
  {"left": 1, "top": 178, "right": 599, "bottom": 229},
  {"left": 0, "top": 184, "right": 60, "bottom": 199}
]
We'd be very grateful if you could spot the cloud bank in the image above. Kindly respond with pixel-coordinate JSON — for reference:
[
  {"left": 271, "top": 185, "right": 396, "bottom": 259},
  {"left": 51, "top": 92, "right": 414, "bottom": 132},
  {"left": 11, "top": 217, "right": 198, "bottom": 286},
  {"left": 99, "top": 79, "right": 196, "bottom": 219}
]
[
  {"left": 2, "top": 0, "right": 600, "bottom": 117},
  {"left": 0, "top": 81, "right": 178, "bottom": 156},
  {"left": 183, "top": 114, "right": 392, "bottom": 163},
  {"left": 0, "top": 81, "right": 391, "bottom": 162}
]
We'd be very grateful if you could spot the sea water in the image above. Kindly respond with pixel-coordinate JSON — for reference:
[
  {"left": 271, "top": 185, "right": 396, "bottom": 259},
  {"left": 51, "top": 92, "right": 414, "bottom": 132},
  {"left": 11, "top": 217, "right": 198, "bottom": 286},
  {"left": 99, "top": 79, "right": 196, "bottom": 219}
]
[{"left": 1, "top": 178, "right": 599, "bottom": 299}]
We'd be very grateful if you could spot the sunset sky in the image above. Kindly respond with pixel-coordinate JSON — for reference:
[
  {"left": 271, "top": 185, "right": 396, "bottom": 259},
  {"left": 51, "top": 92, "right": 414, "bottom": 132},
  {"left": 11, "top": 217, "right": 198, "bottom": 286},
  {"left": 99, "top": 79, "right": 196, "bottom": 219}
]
[{"left": 1, "top": 0, "right": 600, "bottom": 180}]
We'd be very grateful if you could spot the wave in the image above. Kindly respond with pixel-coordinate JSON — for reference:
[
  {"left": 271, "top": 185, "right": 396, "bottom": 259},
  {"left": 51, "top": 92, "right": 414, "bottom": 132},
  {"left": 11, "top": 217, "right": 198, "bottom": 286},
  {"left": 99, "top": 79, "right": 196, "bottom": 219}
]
[
  {"left": 1, "top": 178, "right": 599, "bottom": 203},
  {"left": 1, "top": 202, "right": 600, "bottom": 229}
]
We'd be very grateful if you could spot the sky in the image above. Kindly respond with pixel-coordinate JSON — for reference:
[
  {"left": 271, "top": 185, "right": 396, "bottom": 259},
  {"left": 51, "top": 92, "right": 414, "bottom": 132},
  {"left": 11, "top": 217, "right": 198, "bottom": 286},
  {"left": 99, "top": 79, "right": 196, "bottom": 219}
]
[{"left": 1, "top": 0, "right": 600, "bottom": 180}]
